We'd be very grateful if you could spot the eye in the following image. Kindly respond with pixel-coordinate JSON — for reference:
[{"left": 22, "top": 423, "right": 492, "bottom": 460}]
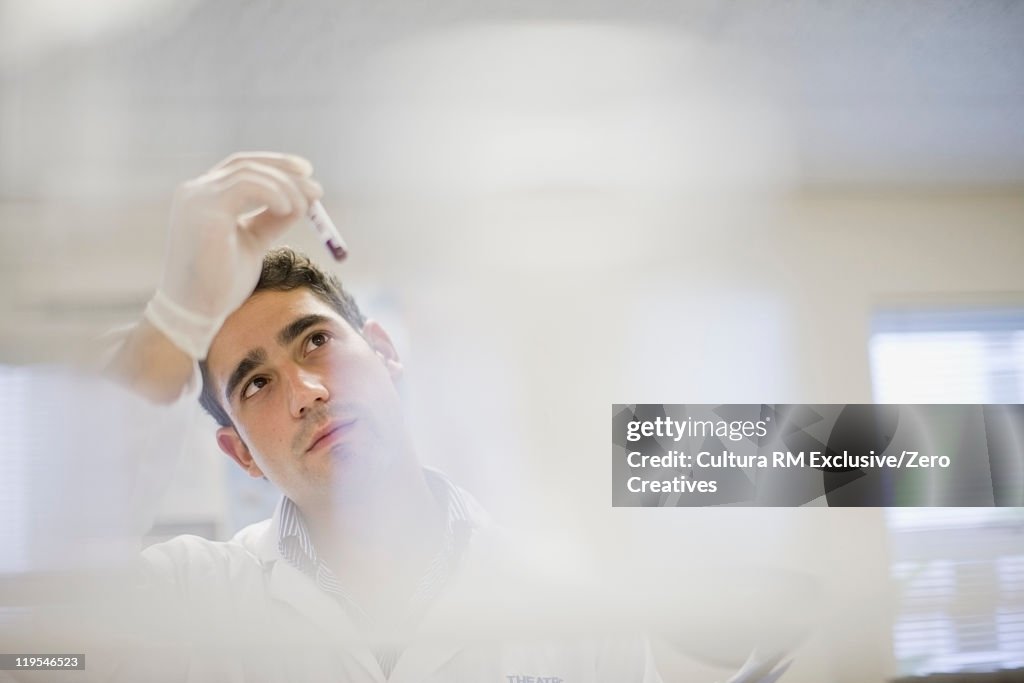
[
  {"left": 303, "top": 331, "right": 331, "bottom": 354},
  {"left": 242, "top": 376, "right": 269, "bottom": 400}
]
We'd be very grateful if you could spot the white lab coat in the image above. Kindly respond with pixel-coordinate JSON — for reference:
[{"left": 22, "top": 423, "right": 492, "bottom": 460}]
[
  {"left": 0, "top": 360, "right": 660, "bottom": 682},
  {"left": 83, "top": 494, "right": 663, "bottom": 683}
]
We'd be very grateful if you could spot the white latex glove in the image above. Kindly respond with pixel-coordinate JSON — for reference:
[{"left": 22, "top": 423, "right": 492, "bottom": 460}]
[{"left": 145, "top": 152, "right": 323, "bottom": 359}]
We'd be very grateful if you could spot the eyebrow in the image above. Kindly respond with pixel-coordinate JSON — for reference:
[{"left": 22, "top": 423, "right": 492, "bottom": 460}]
[
  {"left": 277, "top": 314, "right": 331, "bottom": 347},
  {"left": 223, "top": 314, "right": 334, "bottom": 403},
  {"left": 224, "top": 348, "right": 268, "bottom": 403}
]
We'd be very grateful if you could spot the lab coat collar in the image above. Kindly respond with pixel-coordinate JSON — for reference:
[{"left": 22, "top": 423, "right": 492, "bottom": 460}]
[
  {"left": 235, "top": 499, "right": 386, "bottom": 680},
  {"left": 232, "top": 473, "right": 495, "bottom": 682}
]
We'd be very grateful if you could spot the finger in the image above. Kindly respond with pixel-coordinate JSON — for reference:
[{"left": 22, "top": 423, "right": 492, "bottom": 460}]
[
  {"left": 216, "top": 171, "right": 293, "bottom": 216},
  {"left": 249, "top": 162, "right": 309, "bottom": 217},
  {"left": 218, "top": 160, "right": 309, "bottom": 216},
  {"left": 215, "top": 162, "right": 308, "bottom": 217},
  {"left": 242, "top": 178, "right": 323, "bottom": 241},
  {"left": 213, "top": 151, "right": 313, "bottom": 178},
  {"left": 295, "top": 175, "right": 324, "bottom": 204},
  {"left": 208, "top": 160, "right": 317, "bottom": 212},
  {"left": 239, "top": 206, "right": 294, "bottom": 241},
  {"left": 237, "top": 179, "right": 321, "bottom": 227}
]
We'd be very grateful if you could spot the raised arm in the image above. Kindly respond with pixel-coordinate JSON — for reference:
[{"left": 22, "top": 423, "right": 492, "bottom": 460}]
[{"left": 105, "top": 152, "right": 322, "bottom": 402}]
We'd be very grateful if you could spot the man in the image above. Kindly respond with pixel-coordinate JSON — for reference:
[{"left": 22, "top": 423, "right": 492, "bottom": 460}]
[{"left": 101, "top": 152, "right": 662, "bottom": 682}]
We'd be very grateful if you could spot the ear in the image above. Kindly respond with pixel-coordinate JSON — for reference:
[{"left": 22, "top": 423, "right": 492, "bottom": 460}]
[
  {"left": 216, "top": 426, "right": 265, "bottom": 478},
  {"left": 361, "top": 319, "right": 403, "bottom": 380}
]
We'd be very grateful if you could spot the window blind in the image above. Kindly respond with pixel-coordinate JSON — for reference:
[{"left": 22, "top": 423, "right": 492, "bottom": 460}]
[{"left": 871, "top": 308, "right": 1024, "bottom": 676}]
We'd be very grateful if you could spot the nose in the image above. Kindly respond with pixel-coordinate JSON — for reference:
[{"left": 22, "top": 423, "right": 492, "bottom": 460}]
[{"left": 285, "top": 367, "right": 330, "bottom": 418}]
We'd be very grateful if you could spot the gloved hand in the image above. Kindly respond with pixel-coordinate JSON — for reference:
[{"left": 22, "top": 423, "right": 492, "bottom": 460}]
[{"left": 145, "top": 152, "right": 323, "bottom": 359}]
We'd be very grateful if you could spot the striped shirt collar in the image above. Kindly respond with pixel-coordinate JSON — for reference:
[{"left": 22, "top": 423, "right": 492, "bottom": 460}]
[{"left": 276, "top": 468, "right": 476, "bottom": 613}]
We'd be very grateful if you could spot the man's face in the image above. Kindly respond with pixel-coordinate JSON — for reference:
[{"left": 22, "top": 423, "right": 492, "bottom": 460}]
[{"left": 205, "top": 287, "right": 407, "bottom": 508}]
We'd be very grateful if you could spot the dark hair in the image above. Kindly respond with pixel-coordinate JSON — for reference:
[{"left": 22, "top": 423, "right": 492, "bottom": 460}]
[{"left": 198, "top": 247, "right": 367, "bottom": 427}]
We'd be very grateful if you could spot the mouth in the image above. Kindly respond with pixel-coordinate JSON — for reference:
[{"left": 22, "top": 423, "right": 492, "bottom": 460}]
[{"left": 306, "top": 418, "right": 358, "bottom": 453}]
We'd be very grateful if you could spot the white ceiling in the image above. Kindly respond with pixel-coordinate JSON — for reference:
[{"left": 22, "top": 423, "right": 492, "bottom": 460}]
[{"left": 1, "top": 0, "right": 1022, "bottom": 197}]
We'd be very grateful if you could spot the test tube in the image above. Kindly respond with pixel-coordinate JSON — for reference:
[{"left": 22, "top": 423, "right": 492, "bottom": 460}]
[{"left": 307, "top": 200, "right": 348, "bottom": 261}]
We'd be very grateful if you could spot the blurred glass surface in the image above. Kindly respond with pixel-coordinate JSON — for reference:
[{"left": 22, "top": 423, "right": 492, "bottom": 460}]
[{"left": 0, "top": 3, "right": 1022, "bottom": 681}]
